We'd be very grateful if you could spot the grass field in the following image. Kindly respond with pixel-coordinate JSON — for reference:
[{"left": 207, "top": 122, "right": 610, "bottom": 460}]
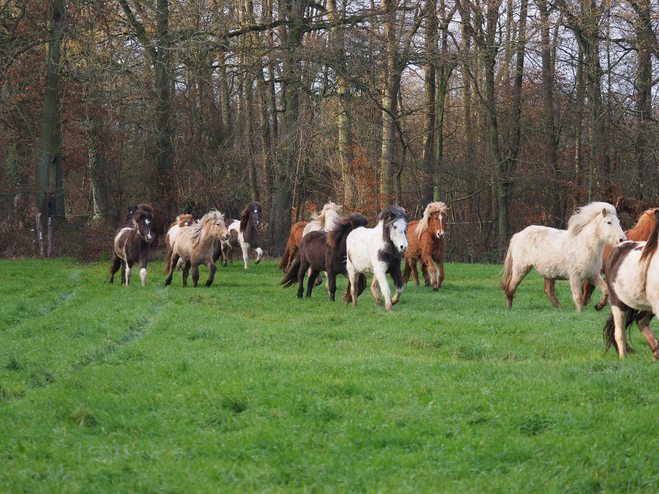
[{"left": 2, "top": 257, "right": 659, "bottom": 493}]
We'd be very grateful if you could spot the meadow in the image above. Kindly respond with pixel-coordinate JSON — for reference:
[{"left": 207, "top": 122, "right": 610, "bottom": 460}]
[{"left": 1, "top": 257, "right": 659, "bottom": 493}]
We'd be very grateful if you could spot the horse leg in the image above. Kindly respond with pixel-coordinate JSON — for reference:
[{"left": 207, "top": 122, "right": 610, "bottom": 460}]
[
  {"left": 241, "top": 241, "right": 249, "bottom": 269},
  {"left": 374, "top": 268, "right": 393, "bottom": 312},
  {"left": 543, "top": 278, "right": 562, "bottom": 308},
  {"left": 569, "top": 276, "right": 584, "bottom": 312},
  {"left": 255, "top": 247, "right": 263, "bottom": 265},
  {"left": 220, "top": 242, "right": 228, "bottom": 267},
  {"left": 389, "top": 261, "right": 405, "bottom": 305},
  {"left": 422, "top": 254, "right": 438, "bottom": 290},
  {"left": 327, "top": 271, "right": 337, "bottom": 301},
  {"left": 314, "top": 269, "right": 323, "bottom": 287},
  {"left": 436, "top": 252, "right": 445, "bottom": 288},
  {"left": 124, "top": 262, "right": 133, "bottom": 287},
  {"left": 182, "top": 261, "right": 191, "bottom": 287},
  {"left": 205, "top": 261, "right": 216, "bottom": 287},
  {"left": 581, "top": 280, "right": 596, "bottom": 306},
  {"left": 306, "top": 270, "right": 320, "bottom": 298},
  {"left": 165, "top": 253, "right": 180, "bottom": 286},
  {"left": 192, "top": 261, "right": 200, "bottom": 288},
  {"left": 402, "top": 259, "right": 412, "bottom": 285},
  {"left": 610, "top": 305, "right": 628, "bottom": 359},
  {"left": 420, "top": 262, "right": 432, "bottom": 287},
  {"left": 139, "top": 254, "right": 148, "bottom": 287},
  {"left": 410, "top": 259, "right": 421, "bottom": 286},
  {"left": 370, "top": 276, "right": 384, "bottom": 308},
  {"left": 109, "top": 255, "right": 121, "bottom": 284},
  {"left": 346, "top": 263, "right": 358, "bottom": 307},
  {"left": 504, "top": 264, "right": 532, "bottom": 309},
  {"left": 635, "top": 312, "right": 659, "bottom": 359},
  {"left": 589, "top": 275, "right": 609, "bottom": 311},
  {"left": 297, "top": 261, "right": 309, "bottom": 299}
]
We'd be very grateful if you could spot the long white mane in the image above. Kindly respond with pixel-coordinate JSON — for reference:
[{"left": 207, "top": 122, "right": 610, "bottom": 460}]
[
  {"left": 304, "top": 202, "right": 342, "bottom": 235},
  {"left": 567, "top": 201, "right": 616, "bottom": 236}
]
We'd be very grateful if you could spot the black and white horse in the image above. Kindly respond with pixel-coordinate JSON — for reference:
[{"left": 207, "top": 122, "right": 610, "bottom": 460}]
[
  {"left": 345, "top": 206, "right": 409, "bottom": 312},
  {"left": 110, "top": 204, "right": 153, "bottom": 286},
  {"left": 219, "top": 202, "right": 263, "bottom": 269}
]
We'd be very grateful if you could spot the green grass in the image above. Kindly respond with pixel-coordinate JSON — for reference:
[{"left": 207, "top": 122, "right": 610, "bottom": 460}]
[{"left": 2, "top": 258, "right": 659, "bottom": 492}]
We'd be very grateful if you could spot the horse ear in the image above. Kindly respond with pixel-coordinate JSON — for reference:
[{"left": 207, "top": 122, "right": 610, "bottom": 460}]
[{"left": 602, "top": 208, "right": 608, "bottom": 218}]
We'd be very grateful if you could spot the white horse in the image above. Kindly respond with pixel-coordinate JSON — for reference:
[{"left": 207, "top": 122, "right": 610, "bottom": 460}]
[
  {"left": 345, "top": 206, "right": 409, "bottom": 312},
  {"left": 500, "top": 202, "right": 626, "bottom": 312},
  {"left": 603, "top": 209, "right": 659, "bottom": 359}
]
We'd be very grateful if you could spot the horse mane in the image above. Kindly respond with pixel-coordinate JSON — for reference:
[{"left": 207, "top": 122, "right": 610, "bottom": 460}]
[
  {"left": 131, "top": 204, "right": 152, "bottom": 227},
  {"left": 567, "top": 202, "right": 615, "bottom": 236},
  {"left": 638, "top": 210, "right": 659, "bottom": 293},
  {"left": 631, "top": 208, "right": 659, "bottom": 231},
  {"left": 240, "top": 202, "right": 261, "bottom": 233},
  {"left": 188, "top": 210, "right": 223, "bottom": 246},
  {"left": 415, "top": 202, "right": 448, "bottom": 238},
  {"left": 379, "top": 205, "right": 409, "bottom": 227},
  {"left": 327, "top": 213, "right": 368, "bottom": 249},
  {"left": 310, "top": 202, "right": 342, "bottom": 230}
]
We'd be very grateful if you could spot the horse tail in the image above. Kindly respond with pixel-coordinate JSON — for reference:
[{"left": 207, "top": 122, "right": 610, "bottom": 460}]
[
  {"left": 163, "top": 248, "right": 173, "bottom": 275},
  {"left": 278, "top": 242, "right": 292, "bottom": 271},
  {"left": 638, "top": 210, "right": 659, "bottom": 293},
  {"left": 499, "top": 238, "right": 515, "bottom": 292},
  {"left": 603, "top": 309, "right": 638, "bottom": 356},
  {"left": 279, "top": 259, "right": 301, "bottom": 288}
]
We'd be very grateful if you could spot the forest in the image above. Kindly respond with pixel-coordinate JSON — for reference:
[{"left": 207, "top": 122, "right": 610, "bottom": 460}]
[{"left": 0, "top": 0, "right": 658, "bottom": 262}]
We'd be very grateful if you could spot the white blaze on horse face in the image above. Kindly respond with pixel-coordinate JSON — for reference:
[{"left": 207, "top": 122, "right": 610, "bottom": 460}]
[
  {"left": 391, "top": 218, "right": 408, "bottom": 252},
  {"left": 436, "top": 214, "right": 446, "bottom": 239}
]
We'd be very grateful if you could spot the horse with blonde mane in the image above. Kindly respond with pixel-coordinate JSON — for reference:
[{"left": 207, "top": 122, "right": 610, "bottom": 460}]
[
  {"left": 165, "top": 210, "right": 230, "bottom": 287},
  {"left": 402, "top": 202, "right": 448, "bottom": 291},
  {"left": 500, "top": 202, "right": 626, "bottom": 311},
  {"left": 603, "top": 209, "right": 659, "bottom": 360}
]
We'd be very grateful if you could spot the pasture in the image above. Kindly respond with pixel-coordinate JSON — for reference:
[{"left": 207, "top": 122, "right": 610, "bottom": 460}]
[{"left": 2, "top": 257, "right": 659, "bottom": 492}]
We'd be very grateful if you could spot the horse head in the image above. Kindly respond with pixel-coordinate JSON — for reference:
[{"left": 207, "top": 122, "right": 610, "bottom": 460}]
[
  {"left": 597, "top": 205, "right": 626, "bottom": 247},
  {"left": 380, "top": 206, "right": 409, "bottom": 253},
  {"left": 176, "top": 214, "right": 194, "bottom": 227},
  {"left": 241, "top": 202, "right": 262, "bottom": 230},
  {"left": 207, "top": 210, "right": 230, "bottom": 241},
  {"left": 133, "top": 205, "right": 153, "bottom": 243},
  {"left": 415, "top": 202, "right": 448, "bottom": 240}
]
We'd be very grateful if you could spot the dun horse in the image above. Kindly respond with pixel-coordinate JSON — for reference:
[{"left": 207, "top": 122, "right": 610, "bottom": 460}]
[
  {"left": 280, "top": 213, "right": 368, "bottom": 301},
  {"left": 500, "top": 202, "right": 626, "bottom": 311},
  {"left": 603, "top": 209, "right": 659, "bottom": 360},
  {"left": 402, "top": 201, "right": 448, "bottom": 291},
  {"left": 165, "top": 210, "right": 229, "bottom": 287},
  {"left": 345, "top": 206, "right": 409, "bottom": 312},
  {"left": 164, "top": 214, "right": 194, "bottom": 272},
  {"left": 219, "top": 202, "right": 264, "bottom": 269},
  {"left": 110, "top": 204, "right": 153, "bottom": 286},
  {"left": 583, "top": 208, "right": 659, "bottom": 308}
]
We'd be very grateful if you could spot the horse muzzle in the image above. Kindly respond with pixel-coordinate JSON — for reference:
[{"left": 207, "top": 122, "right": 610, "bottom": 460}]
[
  {"left": 146, "top": 234, "right": 153, "bottom": 242},
  {"left": 437, "top": 232, "right": 446, "bottom": 239},
  {"left": 399, "top": 244, "right": 408, "bottom": 252}
]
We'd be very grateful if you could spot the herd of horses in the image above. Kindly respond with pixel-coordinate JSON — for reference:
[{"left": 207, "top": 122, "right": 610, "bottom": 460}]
[{"left": 108, "top": 196, "right": 659, "bottom": 361}]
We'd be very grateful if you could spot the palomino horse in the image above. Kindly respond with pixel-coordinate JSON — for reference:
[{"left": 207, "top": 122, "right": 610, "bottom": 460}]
[
  {"left": 219, "top": 202, "right": 264, "bottom": 269},
  {"left": 500, "top": 202, "right": 626, "bottom": 311},
  {"left": 583, "top": 208, "right": 659, "bottom": 308},
  {"left": 603, "top": 209, "right": 659, "bottom": 360},
  {"left": 110, "top": 204, "right": 153, "bottom": 286},
  {"left": 615, "top": 196, "right": 657, "bottom": 221},
  {"left": 280, "top": 213, "right": 368, "bottom": 301},
  {"left": 125, "top": 205, "right": 167, "bottom": 250},
  {"left": 402, "top": 201, "right": 448, "bottom": 291},
  {"left": 345, "top": 206, "right": 409, "bottom": 312},
  {"left": 278, "top": 202, "right": 343, "bottom": 272},
  {"left": 164, "top": 210, "right": 229, "bottom": 288}
]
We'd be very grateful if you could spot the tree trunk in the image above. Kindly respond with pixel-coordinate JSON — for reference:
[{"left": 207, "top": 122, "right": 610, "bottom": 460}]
[
  {"left": 379, "top": 0, "right": 397, "bottom": 205},
  {"left": 422, "top": 0, "right": 437, "bottom": 203}
]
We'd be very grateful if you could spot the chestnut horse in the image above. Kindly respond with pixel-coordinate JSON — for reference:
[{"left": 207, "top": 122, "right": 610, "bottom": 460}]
[
  {"left": 583, "top": 208, "right": 659, "bottom": 308},
  {"left": 402, "top": 201, "right": 448, "bottom": 291},
  {"left": 165, "top": 210, "right": 229, "bottom": 287},
  {"left": 125, "top": 205, "right": 167, "bottom": 250},
  {"left": 110, "top": 204, "right": 153, "bottom": 286},
  {"left": 603, "top": 209, "right": 659, "bottom": 360},
  {"left": 278, "top": 222, "right": 308, "bottom": 271}
]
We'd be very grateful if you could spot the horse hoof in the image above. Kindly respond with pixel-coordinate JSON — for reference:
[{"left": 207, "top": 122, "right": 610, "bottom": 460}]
[{"left": 595, "top": 303, "right": 604, "bottom": 311}]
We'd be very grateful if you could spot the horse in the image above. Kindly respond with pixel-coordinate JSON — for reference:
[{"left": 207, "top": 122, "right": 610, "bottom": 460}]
[
  {"left": 163, "top": 214, "right": 194, "bottom": 273},
  {"left": 582, "top": 208, "right": 659, "bottom": 307},
  {"left": 402, "top": 201, "right": 448, "bottom": 291},
  {"left": 218, "top": 202, "right": 263, "bottom": 269},
  {"left": 125, "top": 204, "right": 166, "bottom": 250},
  {"left": 500, "top": 202, "right": 626, "bottom": 312},
  {"left": 344, "top": 206, "right": 409, "bottom": 312},
  {"left": 603, "top": 209, "right": 659, "bottom": 360},
  {"left": 279, "top": 213, "right": 368, "bottom": 301},
  {"left": 164, "top": 210, "right": 230, "bottom": 287},
  {"left": 615, "top": 196, "right": 657, "bottom": 221},
  {"left": 277, "top": 202, "right": 343, "bottom": 272},
  {"left": 110, "top": 204, "right": 153, "bottom": 286}
]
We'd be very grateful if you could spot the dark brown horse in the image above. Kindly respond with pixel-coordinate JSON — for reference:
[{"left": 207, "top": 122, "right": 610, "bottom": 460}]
[
  {"left": 402, "top": 201, "right": 448, "bottom": 291},
  {"left": 583, "top": 208, "right": 659, "bottom": 308},
  {"left": 110, "top": 204, "right": 153, "bottom": 286},
  {"left": 165, "top": 210, "right": 229, "bottom": 287},
  {"left": 125, "top": 205, "right": 167, "bottom": 250},
  {"left": 219, "top": 202, "right": 263, "bottom": 268},
  {"left": 616, "top": 197, "right": 657, "bottom": 221},
  {"left": 280, "top": 213, "right": 368, "bottom": 301},
  {"left": 278, "top": 221, "right": 308, "bottom": 271}
]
